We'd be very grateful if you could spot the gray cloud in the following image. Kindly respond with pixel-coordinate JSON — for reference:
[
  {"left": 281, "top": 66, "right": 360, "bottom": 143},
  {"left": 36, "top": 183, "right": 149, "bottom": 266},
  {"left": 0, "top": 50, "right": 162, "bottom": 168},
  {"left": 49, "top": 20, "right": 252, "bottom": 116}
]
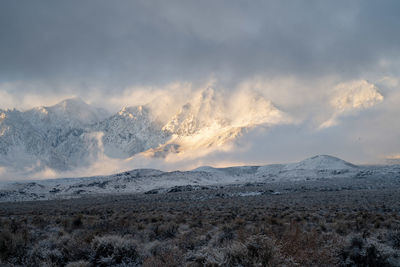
[{"left": 1, "top": 0, "right": 400, "bottom": 92}]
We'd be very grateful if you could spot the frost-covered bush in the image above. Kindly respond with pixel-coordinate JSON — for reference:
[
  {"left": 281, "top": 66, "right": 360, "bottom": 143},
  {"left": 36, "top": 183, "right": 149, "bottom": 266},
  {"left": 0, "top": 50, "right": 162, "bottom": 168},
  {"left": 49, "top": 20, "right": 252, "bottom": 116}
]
[
  {"left": 187, "top": 234, "right": 282, "bottom": 266},
  {"left": 339, "top": 235, "right": 392, "bottom": 267},
  {"left": 24, "top": 232, "right": 92, "bottom": 266},
  {"left": 91, "top": 235, "right": 141, "bottom": 266},
  {"left": 223, "top": 241, "right": 250, "bottom": 266},
  {"left": 27, "top": 238, "right": 66, "bottom": 266},
  {"left": 223, "top": 235, "right": 282, "bottom": 266},
  {"left": 245, "top": 235, "right": 279, "bottom": 266}
]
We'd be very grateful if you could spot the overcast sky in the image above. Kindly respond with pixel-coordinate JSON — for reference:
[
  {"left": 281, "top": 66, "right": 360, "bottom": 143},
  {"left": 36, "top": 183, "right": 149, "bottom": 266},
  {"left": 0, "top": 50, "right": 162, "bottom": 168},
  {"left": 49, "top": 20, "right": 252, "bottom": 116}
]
[{"left": 1, "top": 0, "right": 400, "bottom": 167}]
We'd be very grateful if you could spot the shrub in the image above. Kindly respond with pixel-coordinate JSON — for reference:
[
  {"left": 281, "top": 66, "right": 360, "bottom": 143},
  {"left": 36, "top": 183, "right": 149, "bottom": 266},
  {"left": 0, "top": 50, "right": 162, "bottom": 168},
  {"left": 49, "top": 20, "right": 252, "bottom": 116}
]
[
  {"left": 245, "top": 235, "right": 278, "bottom": 266},
  {"left": 217, "top": 226, "right": 235, "bottom": 245},
  {"left": 339, "top": 236, "right": 392, "bottom": 267},
  {"left": 151, "top": 223, "right": 179, "bottom": 240},
  {"left": 27, "top": 238, "right": 66, "bottom": 266},
  {"left": 223, "top": 241, "right": 248, "bottom": 266},
  {"left": 91, "top": 235, "right": 141, "bottom": 266}
]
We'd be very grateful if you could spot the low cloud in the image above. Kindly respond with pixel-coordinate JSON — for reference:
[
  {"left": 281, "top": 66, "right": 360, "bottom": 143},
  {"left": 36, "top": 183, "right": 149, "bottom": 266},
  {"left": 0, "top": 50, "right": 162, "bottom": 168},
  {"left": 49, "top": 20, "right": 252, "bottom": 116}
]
[
  {"left": 384, "top": 154, "right": 400, "bottom": 164},
  {"left": 331, "top": 80, "right": 384, "bottom": 112},
  {"left": 320, "top": 80, "right": 384, "bottom": 128},
  {"left": 0, "top": 81, "right": 76, "bottom": 111}
]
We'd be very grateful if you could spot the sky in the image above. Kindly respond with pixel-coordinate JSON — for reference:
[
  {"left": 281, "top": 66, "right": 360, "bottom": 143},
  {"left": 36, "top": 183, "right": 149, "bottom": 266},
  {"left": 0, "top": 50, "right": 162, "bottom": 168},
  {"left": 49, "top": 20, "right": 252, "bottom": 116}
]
[{"left": 1, "top": 0, "right": 400, "bottom": 171}]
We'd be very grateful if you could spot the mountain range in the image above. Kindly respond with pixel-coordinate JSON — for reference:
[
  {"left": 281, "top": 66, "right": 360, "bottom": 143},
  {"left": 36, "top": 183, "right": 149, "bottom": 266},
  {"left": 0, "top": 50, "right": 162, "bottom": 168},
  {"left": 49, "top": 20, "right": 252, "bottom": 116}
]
[
  {"left": 1, "top": 155, "right": 399, "bottom": 202},
  {"left": 0, "top": 88, "right": 285, "bottom": 175}
]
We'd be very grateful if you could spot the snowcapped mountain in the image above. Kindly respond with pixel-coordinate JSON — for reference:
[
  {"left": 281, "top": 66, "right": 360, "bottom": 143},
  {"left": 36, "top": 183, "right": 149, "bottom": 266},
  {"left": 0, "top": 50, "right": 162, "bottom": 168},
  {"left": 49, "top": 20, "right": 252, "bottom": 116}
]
[
  {"left": 93, "top": 106, "right": 170, "bottom": 158},
  {"left": 31, "top": 98, "right": 110, "bottom": 128},
  {"left": 146, "top": 88, "right": 286, "bottom": 157},
  {"left": 1, "top": 155, "right": 398, "bottom": 202},
  {"left": 0, "top": 90, "right": 287, "bottom": 175},
  {"left": 0, "top": 98, "right": 108, "bottom": 172},
  {"left": 163, "top": 88, "right": 229, "bottom": 136}
]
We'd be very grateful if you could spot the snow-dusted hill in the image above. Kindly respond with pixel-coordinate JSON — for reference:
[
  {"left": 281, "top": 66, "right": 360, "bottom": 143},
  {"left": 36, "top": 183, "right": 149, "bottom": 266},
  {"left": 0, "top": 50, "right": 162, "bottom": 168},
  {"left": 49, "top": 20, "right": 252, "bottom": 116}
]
[
  {"left": 285, "top": 155, "right": 357, "bottom": 170},
  {"left": 1, "top": 155, "right": 399, "bottom": 202},
  {"left": 0, "top": 89, "right": 287, "bottom": 174}
]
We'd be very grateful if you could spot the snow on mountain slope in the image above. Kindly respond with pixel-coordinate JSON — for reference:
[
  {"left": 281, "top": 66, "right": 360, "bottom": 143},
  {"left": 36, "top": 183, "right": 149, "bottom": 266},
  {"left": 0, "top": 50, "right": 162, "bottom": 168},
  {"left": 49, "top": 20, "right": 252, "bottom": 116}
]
[
  {"left": 32, "top": 97, "right": 110, "bottom": 128},
  {"left": 0, "top": 90, "right": 288, "bottom": 174},
  {"left": 0, "top": 100, "right": 104, "bottom": 171},
  {"left": 256, "top": 155, "right": 359, "bottom": 181},
  {"left": 146, "top": 88, "right": 287, "bottom": 157},
  {"left": 0, "top": 99, "right": 169, "bottom": 173},
  {"left": 93, "top": 106, "right": 169, "bottom": 158},
  {"left": 285, "top": 155, "right": 357, "bottom": 170},
  {"left": 163, "top": 88, "right": 228, "bottom": 136},
  {"left": 194, "top": 156, "right": 359, "bottom": 182},
  {"left": 193, "top": 165, "right": 260, "bottom": 176},
  {"left": 1, "top": 155, "right": 393, "bottom": 202}
]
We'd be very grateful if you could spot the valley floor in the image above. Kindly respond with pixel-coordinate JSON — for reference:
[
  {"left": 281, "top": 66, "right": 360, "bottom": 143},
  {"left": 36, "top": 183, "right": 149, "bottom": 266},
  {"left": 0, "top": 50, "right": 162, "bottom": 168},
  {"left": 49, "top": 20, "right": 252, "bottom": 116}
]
[{"left": 1, "top": 179, "right": 400, "bottom": 266}]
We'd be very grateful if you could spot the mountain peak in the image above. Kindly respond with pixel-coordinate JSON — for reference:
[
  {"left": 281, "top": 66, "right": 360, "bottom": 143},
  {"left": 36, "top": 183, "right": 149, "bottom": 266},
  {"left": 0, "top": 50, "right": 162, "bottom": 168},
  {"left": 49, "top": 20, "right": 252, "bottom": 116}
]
[
  {"left": 290, "top": 155, "right": 357, "bottom": 170},
  {"left": 36, "top": 97, "right": 110, "bottom": 126},
  {"left": 118, "top": 105, "right": 150, "bottom": 118},
  {"left": 52, "top": 97, "right": 89, "bottom": 110}
]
